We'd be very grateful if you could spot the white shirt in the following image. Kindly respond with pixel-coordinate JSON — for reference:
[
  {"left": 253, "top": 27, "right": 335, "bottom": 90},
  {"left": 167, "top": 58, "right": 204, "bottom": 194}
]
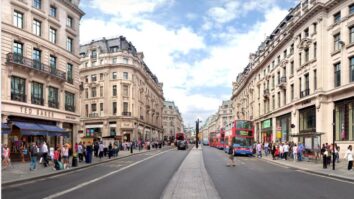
[
  {"left": 41, "top": 143, "right": 48, "bottom": 153},
  {"left": 293, "top": 146, "right": 298, "bottom": 154},
  {"left": 279, "top": 145, "right": 284, "bottom": 153},
  {"left": 78, "top": 145, "right": 83, "bottom": 153},
  {"left": 344, "top": 149, "right": 353, "bottom": 161},
  {"left": 283, "top": 144, "right": 289, "bottom": 152}
]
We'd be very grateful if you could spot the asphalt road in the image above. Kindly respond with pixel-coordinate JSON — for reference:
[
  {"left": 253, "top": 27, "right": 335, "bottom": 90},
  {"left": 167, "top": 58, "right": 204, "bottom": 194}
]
[
  {"left": 203, "top": 146, "right": 354, "bottom": 199},
  {"left": 2, "top": 148, "right": 190, "bottom": 199}
]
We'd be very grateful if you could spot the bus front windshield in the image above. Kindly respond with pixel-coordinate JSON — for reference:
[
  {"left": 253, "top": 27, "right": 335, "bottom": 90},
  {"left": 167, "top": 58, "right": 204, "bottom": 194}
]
[
  {"left": 233, "top": 137, "right": 252, "bottom": 148},
  {"left": 236, "top": 120, "right": 252, "bottom": 129}
]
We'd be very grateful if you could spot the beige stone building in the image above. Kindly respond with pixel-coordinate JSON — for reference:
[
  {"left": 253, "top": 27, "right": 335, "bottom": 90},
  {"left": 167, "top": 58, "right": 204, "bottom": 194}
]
[
  {"left": 215, "top": 100, "right": 234, "bottom": 129},
  {"left": 1, "top": 0, "right": 84, "bottom": 152},
  {"left": 231, "top": 0, "right": 354, "bottom": 156},
  {"left": 162, "top": 101, "right": 183, "bottom": 141},
  {"left": 79, "top": 36, "right": 164, "bottom": 143}
]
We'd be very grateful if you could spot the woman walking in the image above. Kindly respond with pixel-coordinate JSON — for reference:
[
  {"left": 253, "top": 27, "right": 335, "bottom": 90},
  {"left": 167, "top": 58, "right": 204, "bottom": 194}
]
[
  {"left": 344, "top": 145, "right": 353, "bottom": 171},
  {"left": 293, "top": 144, "right": 298, "bottom": 162},
  {"left": 227, "top": 144, "right": 235, "bottom": 167}
]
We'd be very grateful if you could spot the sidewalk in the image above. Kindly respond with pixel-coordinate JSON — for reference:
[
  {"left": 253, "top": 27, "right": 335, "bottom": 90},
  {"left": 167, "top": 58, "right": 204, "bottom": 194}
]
[
  {"left": 161, "top": 146, "right": 220, "bottom": 199},
  {"left": 1, "top": 147, "right": 170, "bottom": 185},
  {"left": 259, "top": 153, "right": 354, "bottom": 182}
]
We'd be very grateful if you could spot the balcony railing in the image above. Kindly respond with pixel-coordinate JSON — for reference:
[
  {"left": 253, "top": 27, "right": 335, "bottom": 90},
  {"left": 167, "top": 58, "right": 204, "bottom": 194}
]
[
  {"left": 300, "top": 89, "right": 310, "bottom": 98},
  {"left": 122, "top": 112, "right": 131, "bottom": 116},
  {"left": 88, "top": 112, "right": 99, "bottom": 118},
  {"left": 67, "top": 77, "right": 74, "bottom": 84},
  {"left": 65, "top": 104, "right": 75, "bottom": 112},
  {"left": 7, "top": 53, "right": 66, "bottom": 81},
  {"left": 11, "top": 92, "right": 26, "bottom": 102},
  {"left": 278, "top": 76, "right": 287, "bottom": 88},
  {"left": 48, "top": 100, "right": 59, "bottom": 109},
  {"left": 31, "top": 96, "right": 44, "bottom": 105}
]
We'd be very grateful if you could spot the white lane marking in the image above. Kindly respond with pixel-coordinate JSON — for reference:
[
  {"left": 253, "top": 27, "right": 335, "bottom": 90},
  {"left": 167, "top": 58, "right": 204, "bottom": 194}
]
[
  {"left": 295, "top": 170, "right": 354, "bottom": 184},
  {"left": 42, "top": 149, "right": 174, "bottom": 199}
]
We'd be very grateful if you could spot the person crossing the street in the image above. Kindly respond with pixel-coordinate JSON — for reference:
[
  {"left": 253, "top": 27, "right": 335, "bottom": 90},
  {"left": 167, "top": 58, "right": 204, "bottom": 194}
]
[{"left": 227, "top": 143, "right": 236, "bottom": 167}]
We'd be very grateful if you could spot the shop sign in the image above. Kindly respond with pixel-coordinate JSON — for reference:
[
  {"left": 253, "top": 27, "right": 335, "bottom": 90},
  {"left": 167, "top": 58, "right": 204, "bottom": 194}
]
[
  {"left": 262, "top": 119, "right": 271, "bottom": 129},
  {"left": 20, "top": 106, "right": 54, "bottom": 118}
]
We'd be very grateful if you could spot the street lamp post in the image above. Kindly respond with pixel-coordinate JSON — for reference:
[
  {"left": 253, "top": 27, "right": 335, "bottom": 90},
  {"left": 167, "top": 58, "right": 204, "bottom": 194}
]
[
  {"left": 332, "top": 109, "right": 336, "bottom": 170},
  {"left": 195, "top": 119, "right": 201, "bottom": 149}
]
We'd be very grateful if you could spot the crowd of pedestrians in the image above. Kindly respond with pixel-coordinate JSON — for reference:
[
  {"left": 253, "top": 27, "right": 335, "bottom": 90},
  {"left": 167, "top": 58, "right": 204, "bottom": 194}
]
[{"left": 253, "top": 141, "right": 353, "bottom": 171}]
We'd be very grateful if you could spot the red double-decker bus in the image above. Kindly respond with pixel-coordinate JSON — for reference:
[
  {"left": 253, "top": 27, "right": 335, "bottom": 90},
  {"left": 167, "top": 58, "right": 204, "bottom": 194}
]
[
  {"left": 224, "top": 120, "right": 254, "bottom": 156},
  {"left": 209, "top": 131, "right": 217, "bottom": 147},
  {"left": 216, "top": 128, "right": 225, "bottom": 150}
]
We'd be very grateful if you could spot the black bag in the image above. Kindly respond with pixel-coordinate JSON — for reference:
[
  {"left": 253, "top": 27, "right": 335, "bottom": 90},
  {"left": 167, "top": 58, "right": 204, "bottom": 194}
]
[{"left": 228, "top": 146, "right": 233, "bottom": 154}]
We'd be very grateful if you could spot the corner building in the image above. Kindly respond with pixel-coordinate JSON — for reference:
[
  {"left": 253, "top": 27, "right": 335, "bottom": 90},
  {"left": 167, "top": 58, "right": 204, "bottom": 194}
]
[
  {"left": 79, "top": 36, "right": 164, "bottom": 143},
  {"left": 1, "top": 0, "right": 84, "bottom": 154},
  {"left": 231, "top": 0, "right": 354, "bottom": 157},
  {"left": 162, "top": 101, "right": 183, "bottom": 141}
]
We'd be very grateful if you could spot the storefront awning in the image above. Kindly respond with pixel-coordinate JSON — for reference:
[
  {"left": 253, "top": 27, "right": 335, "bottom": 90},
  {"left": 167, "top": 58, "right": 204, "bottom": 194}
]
[
  {"left": 290, "top": 132, "right": 325, "bottom": 137},
  {"left": 1, "top": 123, "right": 11, "bottom": 134},
  {"left": 38, "top": 124, "right": 69, "bottom": 137},
  {"left": 12, "top": 121, "right": 48, "bottom": 136}
]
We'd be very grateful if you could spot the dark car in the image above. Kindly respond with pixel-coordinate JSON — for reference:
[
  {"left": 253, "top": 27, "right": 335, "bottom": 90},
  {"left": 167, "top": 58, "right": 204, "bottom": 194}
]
[{"left": 177, "top": 140, "right": 188, "bottom": 150}]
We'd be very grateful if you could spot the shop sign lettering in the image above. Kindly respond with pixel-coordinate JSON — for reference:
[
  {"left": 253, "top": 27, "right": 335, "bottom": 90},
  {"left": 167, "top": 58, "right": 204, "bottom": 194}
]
[{"left": 20, "top": 106, "right": 54, "bottom": 118}]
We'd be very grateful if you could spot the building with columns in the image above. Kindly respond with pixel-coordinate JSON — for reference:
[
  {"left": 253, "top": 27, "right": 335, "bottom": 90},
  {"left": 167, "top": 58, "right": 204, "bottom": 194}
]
[
  {"left": 1, "top": 0, "right": 84, "bottom": 153},
  {"left": 231, "top": 0, "right": 354, "bottom": 156},
  {"left": 215, "top": 100, "right": 234, "bottom": 129},
  {"left": 79, "top": 36, "right": 164, "bottom": 143},
  {"left": 162, "top": 101, "right": 183, "bottom": 141}
]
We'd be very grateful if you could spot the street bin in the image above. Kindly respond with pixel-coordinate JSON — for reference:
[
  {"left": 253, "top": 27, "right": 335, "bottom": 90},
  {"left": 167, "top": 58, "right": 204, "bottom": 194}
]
[{"left": 72, "top": 155, "right": 78, "bottom": 167}]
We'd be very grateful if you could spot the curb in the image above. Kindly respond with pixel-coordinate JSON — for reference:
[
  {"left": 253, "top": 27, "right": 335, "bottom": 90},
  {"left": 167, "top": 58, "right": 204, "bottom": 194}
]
[
  {"left": 260, "top": 157, "right": 354, "bottom": 183},
  {"left": 2, "top": 147, "right": 174, "bottom": 187}
]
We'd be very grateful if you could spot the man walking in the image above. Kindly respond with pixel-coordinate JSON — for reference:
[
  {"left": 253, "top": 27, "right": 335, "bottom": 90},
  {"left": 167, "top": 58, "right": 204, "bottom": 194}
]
[
  {"left": 41, "top": 141, "right": 49, "bottom": 167},
  {"left": 256, "top": 142, "right": 262, "bottom": 158},
  {"left": 227, "top": 144, "right": 235, "bottom": 167},
  {"left": 29, "top": 142, "right": 38, "bottom": 171},
  {"left": 283, "top": 142, "right": 289, "bottom": 160}
]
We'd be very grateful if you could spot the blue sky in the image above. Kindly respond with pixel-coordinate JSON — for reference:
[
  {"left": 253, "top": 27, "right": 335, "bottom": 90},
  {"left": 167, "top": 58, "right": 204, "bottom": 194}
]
[{"left": 80, "top": 0, "right": 297, "bottom": 126}]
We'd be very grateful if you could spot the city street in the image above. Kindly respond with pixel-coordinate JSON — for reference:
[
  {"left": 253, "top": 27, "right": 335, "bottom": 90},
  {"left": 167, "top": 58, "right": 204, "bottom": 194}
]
[
  {"left": 2, "top": 148, "right": 189, "bottom": 199},
  {"left": 203, "top": 146, "right": 354, "bottom": 199}
]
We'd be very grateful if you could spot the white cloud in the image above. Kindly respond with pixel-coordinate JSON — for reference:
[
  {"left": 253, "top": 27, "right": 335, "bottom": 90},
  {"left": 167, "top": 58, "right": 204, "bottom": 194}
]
[{"left": 81, "top": 2, "right": 289, "bottom": 125}]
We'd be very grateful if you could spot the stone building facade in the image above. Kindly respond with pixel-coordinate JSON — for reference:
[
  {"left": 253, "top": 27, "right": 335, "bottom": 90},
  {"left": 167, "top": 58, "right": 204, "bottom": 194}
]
[
  {"left": 162, "top": 101, "right": 183, "bottom": 141},
  {"left": 79, "top": 36, "right": 164, "bottom": 143},
  {"left": 1, "top": 0, "right": 84, "bottom": 151},
  {"left": 215, "top": 100, "right": 234, "bottom": 129},
  {"left": 231, "top": 0, "right": 354, "bottom": 156}
]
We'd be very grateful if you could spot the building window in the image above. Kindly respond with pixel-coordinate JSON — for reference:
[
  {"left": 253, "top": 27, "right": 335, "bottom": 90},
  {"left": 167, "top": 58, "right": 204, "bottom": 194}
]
[
  {"left": 304, "top": 28, "right": 309, "bottom": 37},
  {"left": 66, "top": 37, "right": 73, "bottom": 52},
  {"left": 123, "top": 102, "right": 129, "bottom": 112},
  {"left": 291, "top": 84, "right": 294, "bottom": 100},
  {"left": 85, "top": 76, "right": 88, "bottom": 83},
  {"left": 91, "top": 74, "right": 97, "bottom": 82},
  {"left": 305, "top": 73, "right": 309, "bottom": 91},
  {"left": 272, "top": 76, "right": 275, "bottom": 89},
  {"left": 91, "top": 103, "right": 97, "bottom": 113},
  {"left": 66, "top": 16, "right": 73, "bottom": 28},
  {"left": 13, "top": 11, "right": 23, "bottom": 29},
  {"left": 123, "top": 85, "right": 129, "bottom": 96},
  {"left": 113, "top": 102, "right": 117, "bottom": 115},
  {"left": 91, "top": 87, "right": 97, "bottom": 98},
  {"left": 290, "top": 44, "right": 294, "bottom": 55},
  {"left": 123, "top": 58, "right": 128, "bottom": 64},
  {"left": 123, "top": 72, "right": 128, "bottom": 80},
  {"left": 313, "top": 42, "right": 317, "bottom": 59},
  {"left": 272, "top": 95, "right": 275, "bottom": 110},
  {"left": 283, "top": 50, "right": 287, "bottom": 59},
  {"left": 277, "top": 92, "right": 280, "bottom": 108},
  {"left": 32, "top": 48, "right": 41, "bottom": 69},
  {"left": 100, "top": 86, "right": 103, "bottom": 97},
  {"left": 85, "top": 104, "right": 88, "bottom": 117},
  {"left": 350, "top": 26, "right": 354, "bottom": 44},
  {"left": 100, "top": 103, "right": 103, "bottom": 112},
  {"left": 48, "top": 86, "right": 59, "bottom": 108},
  {"left": 299, "top": 107, "right": 316, "bottom": 133},
  {"left": 304, "top": 48, "right": 309, "bottom": 63},
  {"left": 65, "top": 91, "right": 75, "bottom": 112},
  {"left": 350, "top": 4, "right": 354, "bottom": 14},
  {"left": 13, "top": 41, "right": 23, "bottom": 57},
  {"left": 335, "top": 101, "right": 354, "bottom": 141},
  {"left": 33, "top": 0, "right": 41, "bottom": 9},
  {"left": 313, "top": 22, "right": 317, "bottom": 33},
  {"left": 299, "top": 52, "right": 302, "bottom": 66},
  {"left": 290, "top": 61, "right": 294, "bottom": 76},
  {"left": 334, "top": 11, "right": 341, "bottom": 23},
  {"left": 112, "top": 58, "right": 117, "bottom": 64},
  {"left": 334, "top": 33, "right": 341, "bottom": 51},
  {"left": 277, "top": 55, "right": 280, "bottom": 64},
  {"left": 350, "top": 57, "right": 354, "bottom": 82},
  {"left": 92, "top": 61, "right": 96, "bottom": 67},
  {"left": 334, "top": 62, "right": 341, "bottom": 87},
  {"left": 100, "top": 73, "right": 103, "bottom": 80},
  {"left": 11, "top": 76, "right": 26, "bottom": 102},
  {"left": 314, "top": 69, "right": 317, "bottom": 90},
  {"left": 112, "top": 72, "right": 117, "bottom": 79},
  {"left": 50, "top": 6, "right": 57, "bottom": 17},
  {"left": 283, "top": 90, "right": 286, "bottom": 105},
  {"left": 49, "top": 55, "right": 56, "bottom": 74},
  {"left": 32, "top": 19, "right": 41, "bottom": 36},
  {"left": 49, "top": 27, "right": 56, "bottom": 43},
  {"left": 85, "top": 88, "right": 88, "bottom": 98},
  {"left": 110, "top": 46, "right": 119, "bottom": 52},
  {"left": 112, "top": 85, "right": 117, "bottom": 96},
  {"left": 299, "top": 77, "right": 302, "bottom": 97},
  {"left": 31, "top": 81, "right": 43, "bottom": 105},
  {"left": 91, "top": 50, "right": 97, "bottom": 59},
  {"left": 67, "top": 63, "right": 73, "bottom": 84}
]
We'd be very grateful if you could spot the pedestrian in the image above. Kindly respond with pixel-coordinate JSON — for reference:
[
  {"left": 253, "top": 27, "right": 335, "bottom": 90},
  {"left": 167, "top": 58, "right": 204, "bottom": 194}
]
[
  {"left": 264, "top": 141, "right": 269, "bottom": 157},
  {"left": 335, "top": 145, "right": 340, "bottom": 163},
  {"left": 20, "top": 143, "right": 26, "bottom": 163},
  {"left": 279, "top": 143, "right": 284, "bottom": 160},
  {"left": 29, "top": 142, "right": 38, "bottom": 171},
  {"left": 274, "top": 145, "right": 279, "bottom": 160},
  {"left": 61, "top": 144, "right": 70, "bottom": 169},
  {"left": 130, "top": 141, "right": 133, "bottom": 154},
  {"left": 256, "top": 142, "right": 262, "bottom": 158},
  {"left": 344, "top": 145, "right": 353, "bottom": 171},
  {"left": 98, "top": 142, "right": 104, "bottom": 159},
  {"left": 227, "top": 144, "right": 235, "bottom": 167},
  {"left": 271, "top": 144, "right": 276, "bottom": 160},
  {"left": 293, "top": 144, "right": 298, "bottom": 162},
  {"left": 52, "top": 147, "right": 61, "bottom": 170},
  {"left": 85, "top": 142, "right": 93, "bottom": 163},
  {"left": 41, "top": 141, "right": 49, "bottom": 167},
  {"left": 94, "top": 142, "right": 99, "bottom": 157},
  {"left": 108, "top": 143, "right": 113, "bottom": 159},
  {"left": 2, "top": 144, "right": 10, "bottom": 169},
  {"left": 298, "top": 143, "right": 304, "bottom": 161},
  {"left": 283, "top": 142, "right": 289, "bottom": 160},
  {"left": 323, "top": 148, "right": 328, "bottom": 169},
  {"left": 78, "top": 142, "right": 83, "bottom": 162}
]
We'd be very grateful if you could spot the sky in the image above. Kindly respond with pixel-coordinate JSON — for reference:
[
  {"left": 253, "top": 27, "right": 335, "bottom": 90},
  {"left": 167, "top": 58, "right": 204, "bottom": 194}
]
[{"left": 80, "top": 0, "right": 298, "bottom": 127}]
